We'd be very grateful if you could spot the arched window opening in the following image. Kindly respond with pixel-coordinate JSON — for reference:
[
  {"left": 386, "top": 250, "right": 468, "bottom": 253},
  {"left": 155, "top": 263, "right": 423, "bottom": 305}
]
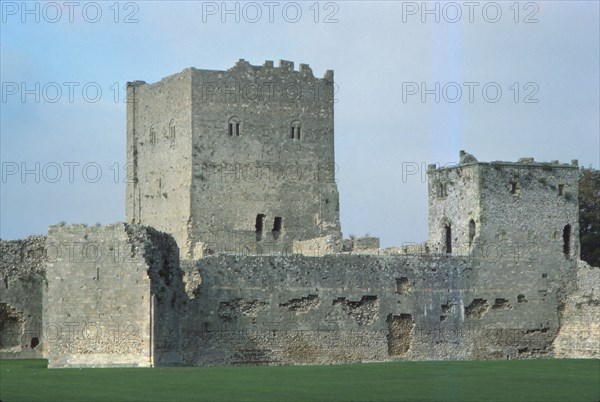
[
  {"left": 228, "top": 116, "right": 241, "bottom": 137},
  {"left": 437, "top": 182, "right": 447, "bottom": 198},
  {"left": 149, "top": 125, "right": 156, "bottom": 144},
  {"left": 255, "top": 214, "right": 265, "bottom": 240},
  {"left": 169, "top": 119, "right": 176, "bottom": 140},
  {"left": 290, "top": 120, "right": 302, "bottom": 140}
]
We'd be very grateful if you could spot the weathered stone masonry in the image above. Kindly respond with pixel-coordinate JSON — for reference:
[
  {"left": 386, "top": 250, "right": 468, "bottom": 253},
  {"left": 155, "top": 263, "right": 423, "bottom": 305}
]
[
  {"left": 0, "top": 60, "right": 598, "bottom": 367},
  {"left": 43, "top": 224, "right": 183, "bottom": 368},
  {"left": 126, "top": 60, "right": 341, "bottom": 259},
  {"left": 0, "top": 236, "right": 45, "bottom": 359}
]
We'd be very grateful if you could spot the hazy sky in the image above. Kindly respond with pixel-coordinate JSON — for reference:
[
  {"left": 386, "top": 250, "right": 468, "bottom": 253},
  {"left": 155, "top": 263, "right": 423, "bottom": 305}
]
[{"left": 1, "top": 1, "right": 598, "bottom": 247}]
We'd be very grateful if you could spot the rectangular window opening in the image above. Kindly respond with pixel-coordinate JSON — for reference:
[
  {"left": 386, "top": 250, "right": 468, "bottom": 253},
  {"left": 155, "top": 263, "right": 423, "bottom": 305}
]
[
  {"left": 437, "top": 182, "right": 447, "bottom": 198},
  {"left": 272, "top": 217, "right": 282, "bottom": 240},
  {"left": 255, "top": 214, "right": 265, "bottom": 233},
  {"left": 255, "top": 214, "right": 265, "bottom": 241},
  {"left": 228, "top": 123, "right": 233, "bottom": 137},
  {"left": 510, "top": 181, "right": 520, "bottom": 195},
  {"left": 563, "top": 224, "right": 571, "bottom": 256},
  {"left": 235, "top": 123, "right": 240, "bottom": 136},
  {"left": 468, "top": 220, "right": 476, "bottom": 247}
]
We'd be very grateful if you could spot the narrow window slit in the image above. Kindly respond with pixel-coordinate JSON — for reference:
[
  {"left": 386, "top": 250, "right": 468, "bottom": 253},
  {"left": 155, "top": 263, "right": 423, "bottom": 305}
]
[
  {"left": 445, "top": 224, "right": 452, "bottom": 254},
  {"left": 255, "top": 214, "right": 265, "bottom": 240},
  {"left": 272, "top": 217, "right": 282, "bottom": 239},
  {"left": 468, "top": 219, "right": 476, "bottom": 247},
  {"left": 563, "top": 224, "right": 571, "bottom": 256}
]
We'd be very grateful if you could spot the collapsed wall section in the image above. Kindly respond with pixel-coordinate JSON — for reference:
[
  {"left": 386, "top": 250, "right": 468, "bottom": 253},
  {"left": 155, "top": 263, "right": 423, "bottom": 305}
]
[
  {"left": 137, "top": 226, "right": 186, "bottom": 365},
  {"left": 44, "top": 223, "right": 184, "bottom": 368},
  {"left": 0, "top": 236, "right": 46, "bottom": 359},
  {"left": 181, "top": 253, "right": 567, "bottom": 366}
]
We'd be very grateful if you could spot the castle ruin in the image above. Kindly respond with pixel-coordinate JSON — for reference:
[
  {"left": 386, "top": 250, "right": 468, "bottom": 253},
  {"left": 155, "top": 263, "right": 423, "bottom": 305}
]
[{"left": 1, "top": 60, "right": 598, "bottom": 367}]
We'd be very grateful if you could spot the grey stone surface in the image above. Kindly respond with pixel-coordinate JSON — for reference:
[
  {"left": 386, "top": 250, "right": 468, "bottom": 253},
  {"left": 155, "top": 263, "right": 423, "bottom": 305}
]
[
  {"left": 0, "top": 236, "right": 46, "bottom": 359},
  {"left": 126, "top": 60, "right": 341, "bottom": 259},
  {"left": 1, "top": 61, "right": 598, "bottom": 367},
  {"left": 43, "top": 223, "right": 183, "bottom": 368},
  {"left": 427, "top": 158, "right": 580, "bottom": 258},
  {"left": 178, "top": 242, "right": 583, "bottom": 365},
  {"left": 552, "top": 260, "right": 600, "bottom": 358}
]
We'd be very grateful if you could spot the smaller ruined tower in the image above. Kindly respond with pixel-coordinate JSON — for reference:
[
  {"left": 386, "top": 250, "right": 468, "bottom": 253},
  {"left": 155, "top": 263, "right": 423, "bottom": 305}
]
[{"left": 427, "top": 151, "right": 580, "bottom": 262}]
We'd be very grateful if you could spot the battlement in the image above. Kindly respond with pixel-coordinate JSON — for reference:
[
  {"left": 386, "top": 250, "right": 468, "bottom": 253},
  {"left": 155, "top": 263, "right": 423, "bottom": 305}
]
[
  {"left": 128, "top": 60, "right": 334, "bottom": 90},
  {"left": 228, "top": 58, "right": 333, "bottom": 80}
]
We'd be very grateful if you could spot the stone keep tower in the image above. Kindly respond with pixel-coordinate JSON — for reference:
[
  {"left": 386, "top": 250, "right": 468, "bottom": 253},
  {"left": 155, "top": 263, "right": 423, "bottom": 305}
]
[
  {"left": 427, "top": 151, "right": 580, "bottom": 261},
  {"left": 126, "top": 60, "right": 341, "bottom": 258}
]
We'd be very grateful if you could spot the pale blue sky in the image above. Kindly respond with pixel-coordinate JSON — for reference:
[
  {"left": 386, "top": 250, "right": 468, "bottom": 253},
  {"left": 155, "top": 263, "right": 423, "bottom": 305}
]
[{"left": 1, "top": 1, "right": 599, "bottom": 247}]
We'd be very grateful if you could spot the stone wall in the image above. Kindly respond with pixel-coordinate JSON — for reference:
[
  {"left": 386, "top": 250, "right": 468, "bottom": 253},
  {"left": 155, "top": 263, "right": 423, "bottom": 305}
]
[
  {"left": 428, "top": 162, "right": 481, "bottom": 255},
  {"left": 44, "top": 223, "right": 183, "bottom": 368},
  {"left": 293, "top": 235, "right": 341, "bottom": 256},
  {"left": 180, "top": 252, "right": 572, "bottom": 366},
  {"left": 0, "top": 236, "right": 46, "bottom": 359},
  {"left": 552, "top": 260, "right": 600, "bottom": 358},
  {"left": 3, "top": 58, "right": 596, "bottom": 368},
  {"left": 2, "top": 228, "right": 596, "bottom": 368},
  {"left": 478, "top": 161, "right": 580, "bottom": 260},
  {"left": 343, "top": 236, "right": 381, "bottom": 253}
]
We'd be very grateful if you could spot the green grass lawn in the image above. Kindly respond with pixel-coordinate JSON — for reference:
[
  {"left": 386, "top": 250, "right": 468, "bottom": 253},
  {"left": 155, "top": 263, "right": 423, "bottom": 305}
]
[{"left": 0, "top": 359, "right": 598, "bottom": 402}]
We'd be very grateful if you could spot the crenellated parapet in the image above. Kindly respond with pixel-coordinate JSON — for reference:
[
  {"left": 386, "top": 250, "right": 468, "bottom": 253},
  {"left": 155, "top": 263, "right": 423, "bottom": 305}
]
[{"left": 227, "top": 58, "right": 331, "bottom": 81}]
